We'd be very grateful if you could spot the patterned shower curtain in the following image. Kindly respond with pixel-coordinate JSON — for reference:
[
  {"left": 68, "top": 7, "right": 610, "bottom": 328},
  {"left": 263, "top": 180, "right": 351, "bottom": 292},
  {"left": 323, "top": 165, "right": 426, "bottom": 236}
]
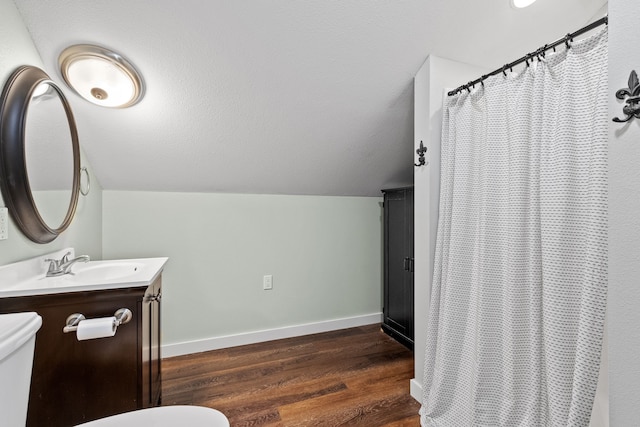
[{"left": 421, "top": 28, "right": 608, "bottom": 427}]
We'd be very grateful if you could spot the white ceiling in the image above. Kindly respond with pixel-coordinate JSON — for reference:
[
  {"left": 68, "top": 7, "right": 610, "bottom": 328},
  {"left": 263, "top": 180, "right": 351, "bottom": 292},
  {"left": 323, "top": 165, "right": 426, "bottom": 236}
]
[{"left": 13, "top": 0, "right": 606, "bottom": 196}]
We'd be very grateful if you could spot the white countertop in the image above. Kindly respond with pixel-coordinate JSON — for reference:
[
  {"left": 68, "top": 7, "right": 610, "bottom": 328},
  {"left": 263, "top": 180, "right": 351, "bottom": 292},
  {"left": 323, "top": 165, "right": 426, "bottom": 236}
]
[{"left": 0, "top": 249, "right": 168, "bottom": 298}]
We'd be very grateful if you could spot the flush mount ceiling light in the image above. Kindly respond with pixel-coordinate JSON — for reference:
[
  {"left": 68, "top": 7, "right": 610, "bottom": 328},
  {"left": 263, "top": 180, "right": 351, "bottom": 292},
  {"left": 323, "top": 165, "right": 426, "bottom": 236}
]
[
  {"left": 511, "top": 0, "right": 537, "bottom": 8},
  {"left": 59, "top": 44, "right": 144, "bottom": 108}
]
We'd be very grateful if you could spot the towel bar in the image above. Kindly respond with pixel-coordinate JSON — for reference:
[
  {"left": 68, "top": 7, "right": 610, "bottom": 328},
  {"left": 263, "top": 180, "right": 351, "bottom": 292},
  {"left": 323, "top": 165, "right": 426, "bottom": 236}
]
[{"left": 63, "top": 308, "right": 132, "bottom": 333}]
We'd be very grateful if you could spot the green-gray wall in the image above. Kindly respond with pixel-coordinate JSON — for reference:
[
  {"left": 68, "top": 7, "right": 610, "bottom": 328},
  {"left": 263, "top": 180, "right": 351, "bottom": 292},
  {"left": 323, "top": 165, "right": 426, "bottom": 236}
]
[{"left": 102, "top": 191, "right": 383, "bottom": 350}]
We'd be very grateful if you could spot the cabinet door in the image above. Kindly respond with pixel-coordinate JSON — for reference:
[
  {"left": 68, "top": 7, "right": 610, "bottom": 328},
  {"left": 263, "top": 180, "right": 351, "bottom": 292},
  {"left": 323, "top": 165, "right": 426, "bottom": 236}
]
[
  {"left": 405, "top": 188, "right": 414, "bottom": 341},
  {"left": 150, "top": 278, "right": 162, "bottom": 405},
  {"left": 383, "top": 188, "right": 414, "bottom": 349},
  {"left": 141, "top": 276, "right": 162, "bottom": 408}
]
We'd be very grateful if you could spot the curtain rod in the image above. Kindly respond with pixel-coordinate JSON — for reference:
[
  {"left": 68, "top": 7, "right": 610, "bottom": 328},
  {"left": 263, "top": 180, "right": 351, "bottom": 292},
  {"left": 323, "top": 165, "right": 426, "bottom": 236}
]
[{"left": 447, "top": 16, "right": 608, "bottom": 97}]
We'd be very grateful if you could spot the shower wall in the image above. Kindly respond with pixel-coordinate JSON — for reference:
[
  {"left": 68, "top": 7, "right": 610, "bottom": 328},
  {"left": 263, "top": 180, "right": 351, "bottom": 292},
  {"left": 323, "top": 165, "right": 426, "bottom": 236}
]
[
  {"left": 411, "top": 54, "right": 488, "bottom": 400},
  {"left": 608, "top": 0, "right": 640, "bottom": 423}
]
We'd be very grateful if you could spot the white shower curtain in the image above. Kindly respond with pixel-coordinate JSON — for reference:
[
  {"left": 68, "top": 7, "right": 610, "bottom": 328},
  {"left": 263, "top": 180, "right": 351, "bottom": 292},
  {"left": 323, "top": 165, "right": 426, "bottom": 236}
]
[{"left": 421, "top": 28, "right": 608, "bottom": 427}]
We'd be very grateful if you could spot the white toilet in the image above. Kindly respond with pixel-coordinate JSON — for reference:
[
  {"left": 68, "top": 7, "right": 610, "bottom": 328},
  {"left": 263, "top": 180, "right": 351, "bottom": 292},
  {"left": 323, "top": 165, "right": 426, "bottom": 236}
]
[{"left": 0, "top": 312, "right": 230, "bottom": 427}]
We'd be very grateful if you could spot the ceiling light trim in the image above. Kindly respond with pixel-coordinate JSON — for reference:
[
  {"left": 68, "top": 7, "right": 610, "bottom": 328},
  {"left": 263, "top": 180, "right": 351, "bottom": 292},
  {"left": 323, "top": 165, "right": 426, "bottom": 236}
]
[{"left": 59, "top": 44, "right": 145, "bottom": 108}]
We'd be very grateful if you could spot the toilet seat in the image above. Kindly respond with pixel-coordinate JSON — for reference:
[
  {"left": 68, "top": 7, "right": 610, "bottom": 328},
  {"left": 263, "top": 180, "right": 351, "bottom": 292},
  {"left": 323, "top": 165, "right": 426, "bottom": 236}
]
[{"left": 74, "top": 405, "right": 230, "bottom": 427}]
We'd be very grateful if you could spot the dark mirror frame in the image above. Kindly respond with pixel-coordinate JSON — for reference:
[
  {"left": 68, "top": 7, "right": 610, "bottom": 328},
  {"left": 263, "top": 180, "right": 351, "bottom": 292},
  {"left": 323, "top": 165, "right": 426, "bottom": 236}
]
[{"left": 0, "top": 65, "right": 80, "bottom": 244}]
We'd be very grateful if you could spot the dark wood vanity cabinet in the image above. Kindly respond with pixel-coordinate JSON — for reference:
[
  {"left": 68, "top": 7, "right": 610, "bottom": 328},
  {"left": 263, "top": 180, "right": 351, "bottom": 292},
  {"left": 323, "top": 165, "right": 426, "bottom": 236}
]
[
  {"left": 382, "top": 187, "right": 414, "bottom": 350},
  {"left": 0, "top": 276, "right": 162, "bottom": 427}
]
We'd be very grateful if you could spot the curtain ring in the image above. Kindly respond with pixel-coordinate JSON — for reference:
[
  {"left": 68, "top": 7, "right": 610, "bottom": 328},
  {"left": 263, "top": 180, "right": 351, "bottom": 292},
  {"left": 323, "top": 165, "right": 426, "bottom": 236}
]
[
  {"left": 502, "top": 65, "right": 507, "bottom": 76},
  {"left": 565, "top": 33, "right": 573, "bottom": 49},
  {"left": 80, "top": 166, "right": 90, "bottom": 196}
]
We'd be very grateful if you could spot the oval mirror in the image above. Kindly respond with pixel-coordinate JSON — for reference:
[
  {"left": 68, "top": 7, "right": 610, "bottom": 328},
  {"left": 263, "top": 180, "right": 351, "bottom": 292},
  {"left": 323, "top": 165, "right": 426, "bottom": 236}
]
[{"left": 0, "top": 66, "right": 80, "bottom": 244}]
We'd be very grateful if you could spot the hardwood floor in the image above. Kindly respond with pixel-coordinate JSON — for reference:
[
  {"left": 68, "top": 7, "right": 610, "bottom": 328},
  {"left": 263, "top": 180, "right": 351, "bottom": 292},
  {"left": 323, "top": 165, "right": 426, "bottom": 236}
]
[{"left": 162, "top": 324, "right": 421, "bottom": 426}]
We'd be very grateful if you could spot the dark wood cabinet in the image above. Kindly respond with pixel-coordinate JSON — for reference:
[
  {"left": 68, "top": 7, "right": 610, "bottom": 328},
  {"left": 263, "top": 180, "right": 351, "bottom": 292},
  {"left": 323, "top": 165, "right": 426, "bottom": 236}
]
[
  {"left": 382, "top": 187, "right": 414, "bottom": 350},
  {"left": 0, "top": 276, "right": 162, "bottom": 427}
]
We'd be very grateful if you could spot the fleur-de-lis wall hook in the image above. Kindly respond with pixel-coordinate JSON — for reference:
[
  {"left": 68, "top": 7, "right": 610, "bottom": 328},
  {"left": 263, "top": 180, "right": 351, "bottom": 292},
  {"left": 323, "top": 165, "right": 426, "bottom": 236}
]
[
  {"left": 613, "top": 70, "right": 640, "bottom": 123},
  {"left": 415, "top": 141, "right": 427, "bottom": 167}
]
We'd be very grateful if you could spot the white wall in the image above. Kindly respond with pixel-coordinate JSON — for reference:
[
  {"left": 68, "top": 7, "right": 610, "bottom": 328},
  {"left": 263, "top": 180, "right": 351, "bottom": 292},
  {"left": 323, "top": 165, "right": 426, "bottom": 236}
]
[
  {"left": 0, "top": 0, "right": 102, "bottom": 266},
  {"left": 0, "top": 0, "right": 40, "bottom": 83},
  {"left": 608, "top": 0, "right": 640, "bottom": 423},
  {"left": 411, "top": 55, "right": 488, "bottom": 400},
  {"left": 102, "top": 191, "right": 383, "bottom": 355}
]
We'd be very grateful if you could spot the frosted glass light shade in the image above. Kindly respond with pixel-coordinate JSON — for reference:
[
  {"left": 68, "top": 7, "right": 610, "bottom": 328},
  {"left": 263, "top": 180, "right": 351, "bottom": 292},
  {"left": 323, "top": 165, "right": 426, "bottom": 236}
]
[
  {"left": 511, "top": 0, "right": 537, "bottom": 8},
  {"left": 59, "top": 45, "right": 144, "bottom": 108}
]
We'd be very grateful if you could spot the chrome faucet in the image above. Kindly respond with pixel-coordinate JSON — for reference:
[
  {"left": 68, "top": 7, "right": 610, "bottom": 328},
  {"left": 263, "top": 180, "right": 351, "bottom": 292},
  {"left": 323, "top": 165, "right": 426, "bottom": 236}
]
[{"left": 45, "top": 252, "right": 90, "bottom": 277}]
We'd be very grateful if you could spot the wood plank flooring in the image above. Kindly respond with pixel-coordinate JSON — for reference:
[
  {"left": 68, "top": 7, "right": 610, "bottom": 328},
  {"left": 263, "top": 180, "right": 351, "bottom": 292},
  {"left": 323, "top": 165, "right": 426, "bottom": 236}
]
[{"left": 162, "top": 324, "right": 421, "bottom": 426}]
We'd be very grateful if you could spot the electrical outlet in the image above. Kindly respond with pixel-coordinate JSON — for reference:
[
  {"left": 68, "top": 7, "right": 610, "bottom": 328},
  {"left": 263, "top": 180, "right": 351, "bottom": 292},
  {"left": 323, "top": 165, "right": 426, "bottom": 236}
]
[
  {"left": 0, "top": 207, "right": 7, "bottom": 240},
  {"left": 263, "top": 275, "right": 273, "bottom": 290}
]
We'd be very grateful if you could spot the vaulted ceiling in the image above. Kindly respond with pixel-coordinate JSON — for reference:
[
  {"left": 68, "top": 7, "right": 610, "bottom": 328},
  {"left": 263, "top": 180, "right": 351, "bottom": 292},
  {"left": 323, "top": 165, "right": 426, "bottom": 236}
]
[{"left": 13, "top": 0, "right": 607, "bottom": 196}]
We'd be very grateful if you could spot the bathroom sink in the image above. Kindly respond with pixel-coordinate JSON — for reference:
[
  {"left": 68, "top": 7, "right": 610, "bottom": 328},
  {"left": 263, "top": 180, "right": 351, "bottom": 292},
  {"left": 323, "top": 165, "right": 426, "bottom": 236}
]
[
  {"left": 0, "top": 248, "right": 168, "bottom": 298},
  {"left": 65, "top": 261, "right": 146, "bottom": 283}
]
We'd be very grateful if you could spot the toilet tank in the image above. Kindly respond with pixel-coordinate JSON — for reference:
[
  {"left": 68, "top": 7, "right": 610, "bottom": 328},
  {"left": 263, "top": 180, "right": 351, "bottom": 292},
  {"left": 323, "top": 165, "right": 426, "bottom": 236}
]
[{"left": 0, "top": 312, "right": 42, "bottom": 427}]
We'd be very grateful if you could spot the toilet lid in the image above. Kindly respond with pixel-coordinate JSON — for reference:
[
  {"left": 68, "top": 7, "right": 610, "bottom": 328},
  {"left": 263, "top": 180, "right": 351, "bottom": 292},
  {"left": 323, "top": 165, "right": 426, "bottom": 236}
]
[
  {"left": 0, "top": 312, "right": 41, "bottom": 362},
  {"left": 74, "top": 405, "right": 230, "bottom": 427}
]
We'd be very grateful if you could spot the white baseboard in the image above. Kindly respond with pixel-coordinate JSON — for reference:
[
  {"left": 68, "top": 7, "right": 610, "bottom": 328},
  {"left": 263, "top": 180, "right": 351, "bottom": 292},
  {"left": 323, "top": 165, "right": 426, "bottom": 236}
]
[
  {"left": 162, "top": 312, "right": 383, "bottom": 358},
  {"left": 410, "top": 378, "right": 422, "bottom": 403}
]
